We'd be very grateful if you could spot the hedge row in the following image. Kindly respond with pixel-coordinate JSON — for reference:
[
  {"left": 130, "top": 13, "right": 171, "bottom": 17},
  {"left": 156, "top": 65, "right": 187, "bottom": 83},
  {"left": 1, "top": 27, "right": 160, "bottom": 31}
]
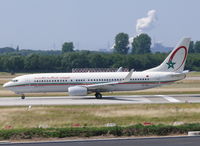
[{"left": 1, "top": 124, "right": 200, "bottom": 140}]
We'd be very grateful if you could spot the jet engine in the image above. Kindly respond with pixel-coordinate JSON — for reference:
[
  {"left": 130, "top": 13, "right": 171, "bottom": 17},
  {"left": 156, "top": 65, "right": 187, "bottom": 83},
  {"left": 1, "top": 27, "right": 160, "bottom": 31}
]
[{"left": 68, "top": 86, "right": 88, "bottom": 96}]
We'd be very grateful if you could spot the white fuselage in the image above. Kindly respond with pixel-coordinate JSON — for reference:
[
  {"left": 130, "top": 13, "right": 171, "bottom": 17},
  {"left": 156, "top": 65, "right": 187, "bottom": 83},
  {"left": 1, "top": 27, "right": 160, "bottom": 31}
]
[{"left": 3, "top": 71, "right": 185, "bottom": 94}]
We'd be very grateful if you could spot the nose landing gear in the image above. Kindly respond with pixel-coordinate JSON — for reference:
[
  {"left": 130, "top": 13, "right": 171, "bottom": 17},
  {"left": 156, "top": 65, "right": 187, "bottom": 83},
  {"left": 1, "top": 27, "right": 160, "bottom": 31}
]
[{"left": 21, "top": 94, "right": 25, "bottom": 99}]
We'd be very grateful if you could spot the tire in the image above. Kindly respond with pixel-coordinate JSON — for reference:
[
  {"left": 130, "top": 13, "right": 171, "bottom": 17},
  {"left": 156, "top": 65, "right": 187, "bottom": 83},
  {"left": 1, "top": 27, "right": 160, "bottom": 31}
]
[
  {"left": 95, "top": 92, "right": 102, "bottom": 99},
  {"left": 21, "top": 95, "right": 25, "bottom": 99}
]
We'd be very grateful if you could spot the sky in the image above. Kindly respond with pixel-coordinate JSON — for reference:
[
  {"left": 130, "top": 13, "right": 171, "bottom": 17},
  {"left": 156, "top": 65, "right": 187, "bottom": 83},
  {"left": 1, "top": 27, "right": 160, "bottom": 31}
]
[{"left": 0, "top": 0, "right": 199, "bottom": 50}]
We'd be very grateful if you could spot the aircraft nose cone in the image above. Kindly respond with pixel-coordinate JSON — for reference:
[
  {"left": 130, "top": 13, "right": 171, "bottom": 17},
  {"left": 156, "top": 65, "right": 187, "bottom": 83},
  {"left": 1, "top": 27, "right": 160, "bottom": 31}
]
[{"left": 3, "top": 82, "right": 10, "bottom": 88}]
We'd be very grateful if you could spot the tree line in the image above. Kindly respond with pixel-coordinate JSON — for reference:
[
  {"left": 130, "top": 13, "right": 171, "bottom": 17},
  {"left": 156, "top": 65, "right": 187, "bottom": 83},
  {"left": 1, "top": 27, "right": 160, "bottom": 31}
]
[
  {"left": 0, "top": 52, "right": 200, "bottom": 73},
  {"left": 0, "top": 33, "right": 200, "bottom": 73}
]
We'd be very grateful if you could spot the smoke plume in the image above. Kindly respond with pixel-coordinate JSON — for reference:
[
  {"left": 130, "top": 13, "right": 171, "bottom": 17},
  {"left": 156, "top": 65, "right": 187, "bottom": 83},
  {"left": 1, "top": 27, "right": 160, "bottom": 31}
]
[{"left": 136, "top": 10, "right": 157, "bottom": 34}]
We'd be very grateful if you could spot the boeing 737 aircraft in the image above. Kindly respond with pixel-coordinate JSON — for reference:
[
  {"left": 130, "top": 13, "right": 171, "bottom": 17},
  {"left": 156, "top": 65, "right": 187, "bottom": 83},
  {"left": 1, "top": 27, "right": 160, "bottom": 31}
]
[{"left": 3, "top": 38, "right": 190, "bottom": 99}]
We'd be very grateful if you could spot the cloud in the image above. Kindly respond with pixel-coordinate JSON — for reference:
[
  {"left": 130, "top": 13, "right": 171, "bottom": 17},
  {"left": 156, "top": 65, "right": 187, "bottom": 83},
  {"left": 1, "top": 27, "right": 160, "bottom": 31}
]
[{"left": 136, "top": 10, "right": 157, "bottom": 34}]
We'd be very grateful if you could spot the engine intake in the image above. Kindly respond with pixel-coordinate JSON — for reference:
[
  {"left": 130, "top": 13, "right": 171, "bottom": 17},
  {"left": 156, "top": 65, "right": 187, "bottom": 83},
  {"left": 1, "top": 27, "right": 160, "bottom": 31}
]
[{"left": 68, "top": 86, "right": 88, "bottom": 96}]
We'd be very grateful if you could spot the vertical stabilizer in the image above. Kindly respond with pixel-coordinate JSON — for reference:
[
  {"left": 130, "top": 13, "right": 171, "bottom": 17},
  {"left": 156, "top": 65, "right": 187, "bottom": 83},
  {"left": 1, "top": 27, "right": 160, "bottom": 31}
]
[{"left": 145, "top": 38, "right": 191, "bottom": 73}]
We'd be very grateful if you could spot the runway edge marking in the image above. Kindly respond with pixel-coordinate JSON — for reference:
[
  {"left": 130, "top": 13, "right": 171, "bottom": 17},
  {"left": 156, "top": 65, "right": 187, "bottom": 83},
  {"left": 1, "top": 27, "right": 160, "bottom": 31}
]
[{"left": 157, "top": 95, "right": 180, "bottom": 103}]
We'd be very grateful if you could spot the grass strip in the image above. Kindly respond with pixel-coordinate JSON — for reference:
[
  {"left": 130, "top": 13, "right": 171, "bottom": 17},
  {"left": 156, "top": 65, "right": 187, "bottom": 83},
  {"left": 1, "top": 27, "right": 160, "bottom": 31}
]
[{"left": 1, "top": 123, "right": 200, "bottom": 140}]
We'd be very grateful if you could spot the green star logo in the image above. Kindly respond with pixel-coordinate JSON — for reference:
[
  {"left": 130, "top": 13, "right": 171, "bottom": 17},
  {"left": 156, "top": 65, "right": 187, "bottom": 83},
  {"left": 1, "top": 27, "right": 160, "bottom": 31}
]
[{"left": 166, "top": 60, "right": 176, "bottom": 69}]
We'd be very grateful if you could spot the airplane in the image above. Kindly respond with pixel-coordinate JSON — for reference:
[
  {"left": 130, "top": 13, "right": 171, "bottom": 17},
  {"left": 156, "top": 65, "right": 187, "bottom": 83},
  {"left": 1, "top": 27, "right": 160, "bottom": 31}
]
[{"left": 3, "top": 38, "right": 191, "bottom": 99}]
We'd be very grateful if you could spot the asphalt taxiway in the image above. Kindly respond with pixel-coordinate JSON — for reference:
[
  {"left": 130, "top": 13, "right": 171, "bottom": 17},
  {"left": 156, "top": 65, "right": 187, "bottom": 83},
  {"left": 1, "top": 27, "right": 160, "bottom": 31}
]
[
  {"left": 0, "top": 94, "right": 200, "bottom": 106},
  {"left": 1, "top": 136, "right": 200, "bottom": 146}
]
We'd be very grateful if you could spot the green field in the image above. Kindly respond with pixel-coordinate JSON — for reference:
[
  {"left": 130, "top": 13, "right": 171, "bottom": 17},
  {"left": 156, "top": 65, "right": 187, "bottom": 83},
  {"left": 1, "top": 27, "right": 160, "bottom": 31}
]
[
  {"left": 1, "top": 103, "right": 200, "bottom": 129},
  {"left": 186, "top": 71, "right": 200, "bottom": 77}
]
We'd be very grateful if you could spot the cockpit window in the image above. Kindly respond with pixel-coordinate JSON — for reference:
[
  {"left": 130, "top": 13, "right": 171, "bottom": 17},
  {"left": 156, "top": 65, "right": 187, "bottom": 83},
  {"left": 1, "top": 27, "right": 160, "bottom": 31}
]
[{"left": 12, "top": 80, "right": 18, "bottom": 82}]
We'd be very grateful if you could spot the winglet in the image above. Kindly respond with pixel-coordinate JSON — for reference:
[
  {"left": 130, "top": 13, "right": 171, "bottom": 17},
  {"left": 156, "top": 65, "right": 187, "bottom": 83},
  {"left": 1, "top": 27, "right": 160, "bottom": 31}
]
[{"left": 124, "top": 69, "right": 134, "bottom": 82}]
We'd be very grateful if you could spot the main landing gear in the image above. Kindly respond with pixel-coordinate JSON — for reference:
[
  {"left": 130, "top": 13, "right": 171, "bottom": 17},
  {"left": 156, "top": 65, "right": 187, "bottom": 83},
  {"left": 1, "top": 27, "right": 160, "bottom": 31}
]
[
  {"left": 21, "top": 94, "right": 25, "bottom": 99},
  {"left": 95, "top": 92, "right": 102, "bottom": 99}
]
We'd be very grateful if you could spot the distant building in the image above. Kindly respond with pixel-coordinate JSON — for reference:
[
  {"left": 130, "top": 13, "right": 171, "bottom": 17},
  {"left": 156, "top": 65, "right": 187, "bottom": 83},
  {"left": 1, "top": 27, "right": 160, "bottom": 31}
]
[
  {"left": 151, "top": 42, "right": 173, "bottom": 53},
  {"left": 98, "top": 48, "right": 112, "bottom": 53},
  {"left": 16, "top": 45, "right": 19, "bottom": 52}
]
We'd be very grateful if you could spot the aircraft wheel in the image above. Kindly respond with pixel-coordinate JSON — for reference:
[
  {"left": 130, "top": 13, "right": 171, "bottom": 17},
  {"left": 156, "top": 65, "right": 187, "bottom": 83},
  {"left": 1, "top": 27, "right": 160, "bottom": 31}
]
[
  {"left": 95, "top": 92, "right": 102, "bottom": 99},
  {"left": 21, "top": 95, "right": 25, "bottom": 99}
]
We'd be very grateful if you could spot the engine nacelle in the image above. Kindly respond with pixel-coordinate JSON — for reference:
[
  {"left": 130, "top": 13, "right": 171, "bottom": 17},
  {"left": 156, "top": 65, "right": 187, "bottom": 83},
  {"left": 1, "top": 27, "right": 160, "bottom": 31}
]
[{"left": 68, "top": 86, "right": 88, "bottom": 96}]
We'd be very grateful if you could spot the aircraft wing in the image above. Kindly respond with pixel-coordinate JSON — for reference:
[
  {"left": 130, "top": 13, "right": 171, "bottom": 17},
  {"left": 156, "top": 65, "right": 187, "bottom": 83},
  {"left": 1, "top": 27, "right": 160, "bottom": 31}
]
[{"left": 84, "top": 69, "right": 134, "bottom": 90}]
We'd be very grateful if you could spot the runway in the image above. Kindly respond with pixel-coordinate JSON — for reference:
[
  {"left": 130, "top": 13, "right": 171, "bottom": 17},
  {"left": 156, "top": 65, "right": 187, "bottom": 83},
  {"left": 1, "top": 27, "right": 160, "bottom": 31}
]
[
  {"left": 0, "top": 94, "right": 200, "bottom": 106},
  {"left": 1, "top": 136, "right": 200, "bottom": 146}
]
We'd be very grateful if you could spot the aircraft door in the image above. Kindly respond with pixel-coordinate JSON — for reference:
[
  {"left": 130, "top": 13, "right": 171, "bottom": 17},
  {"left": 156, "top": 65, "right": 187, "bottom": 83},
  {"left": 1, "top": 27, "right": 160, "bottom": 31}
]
[
  {"left": 25, "top": 79, "right": 33, "bottom": 92},
  {"left": 156, "top": 74, "right": 161, "bottom": 85}
]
